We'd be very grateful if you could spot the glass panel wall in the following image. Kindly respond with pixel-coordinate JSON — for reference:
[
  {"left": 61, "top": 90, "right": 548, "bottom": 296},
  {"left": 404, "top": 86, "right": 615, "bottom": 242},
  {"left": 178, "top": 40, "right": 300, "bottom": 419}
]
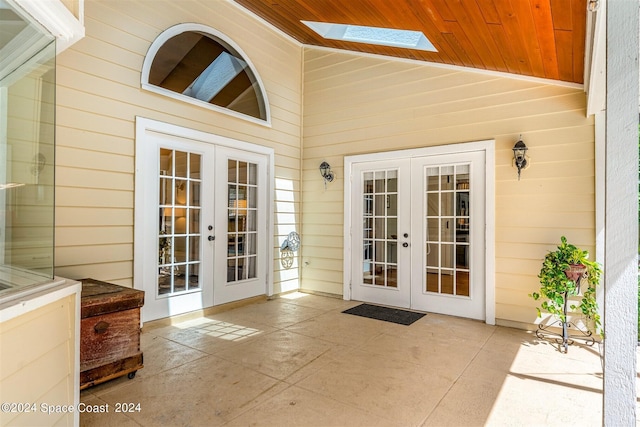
[{"left": 0, "top": 1, "right": 56, "bottom": 295}]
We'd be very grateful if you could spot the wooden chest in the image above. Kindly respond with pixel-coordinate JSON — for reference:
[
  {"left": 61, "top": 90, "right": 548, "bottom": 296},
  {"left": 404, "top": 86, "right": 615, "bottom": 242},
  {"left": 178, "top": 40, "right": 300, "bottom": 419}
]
[{"left": 80, "top": 278, "right": 144, "bottom": 390}]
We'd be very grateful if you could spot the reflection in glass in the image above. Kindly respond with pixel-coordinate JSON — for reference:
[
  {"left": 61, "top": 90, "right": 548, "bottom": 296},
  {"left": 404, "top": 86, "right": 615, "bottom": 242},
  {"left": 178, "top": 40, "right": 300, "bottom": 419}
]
[
  {"left": 160, "top": 148, "right": 172, "bottom": 175},
  {"left": 190, "top": 153, "right": 201, "bottom": 179},
  {"left": 426, "top": 268, "right": 438, "bottom": 292},
  {"left": 175, "top": 179, "right": 187, "bottom": 205},
  {"left": 387, "top": 218, "right": 397, "bottom": 239},
  {"left": 456, "top": 222, "right": 469, "bottom": 242},
  {"left": 427, "top": 192, "right": 438, "bottom": 216},
  {"left": 423, "top": 163, "right": 472, "bottom": 298},
  {"left": 237, "top": 257, "right": 245, "bottom": 280},
  {"left": 387, "top": 174, "right": 397, "bottom": 192},
  {"left": 175, "top": 151, "right": 188, "bottom": 177},
  {"left": 364, "top": 172, "right": 374, "bottom": 193},
  {"left": 364, "top": 196, "right": 373, "bottom": 216},
  {"left": 246, "top": 234, "right": 257, "bottom": 255},
  {"left": 441, "top": 219, "right": 454, "bottom": 242},
  {"left": 456, "top": 192, "right": 469, "bottom": 217},
  {"left": 159, "top": 178, "right": 171, "bottom": 204},
  {"left": 190, "top": 182, "right": 201, "bottom": 206},
  {"left": 427, "top": 218, "right": 438, "bottom": 242},
  {"left": 387, "top": 194, "right": 397, "bottom": 215},
  {"left": 174, "top": 237, "right": 187, "bottom": 263},
  {"left": 441, "top": 192, "right": 454, "bottom": 215},
  {"left": 440, "top": 166, "right": 454, "bottom": 190},
  {"left": 441, "top": 244, "right": 454, "bottom": 269},
  {"left": 374, "top": 265, "right": 385, "bottom": 286},
  {"left": 227, "top": 259, "right": 236, "bottom": 282},
  {"left": 228, "top": 160, "right": 237, "bottom": 182},
  {"left": 189, "top": 236, "right": 200, "bottom": 261},
  {"left": 363, "top": 240, "right": 373, "bottom": 262},
  {"left": 386, "top": 266, "right": 397, "bottom": 288},
  {"left": 189, "top": 208, "right": 200, "bottom": 232},
  {"left": 374, "top": 172, "right": 385, "bottom": 192},
  {"left": 364, "top": 218, "right": 373, "bottom": 238},
  {"left": 248, "top": 186, "right": 256, "bottom": 208},
  {"left": 189, "top": 264, "right": 200, "bottom": 289},
  {"left": 375, "top": 194, "right": 385, "bottom": 215},
  {"left": 426, "top": 168, "right": 439, "bottom": 191},
  {"left": 375, "top": 241, "right": 385, "bottom": 263},
  {"left": 227, "top": 159, "right": 259, "bottom": 282},
  {"left": 361, "top": 169, "right": 398, "bottom": 288},
  {"left": 157, "top": 148, "right": 202, "bottom": 296},
  {"left": 363, "top": 262, "right": 373, "bottom": 285},
  {"left": 426, "top": 243, "right": 438, "bottom": 268},
  {"left": 441, "top": 271, "right": 454, "bottom": 294},
  {"left": 158, "top": 208, "right": 170, "bottom": 234},
  {"left": 387, "top": 241, "right": 397, "bottom": 263},
  {"left": 248, "top": 163, "right": 257, "bottom": 185},
  {"left": 247, "top": 210, "right": 256, "bottom": 231},
  {"left": 247, "top": 256, "right": 256, "bottom": 278},
  {"left": 374, "top": 218, "right": 385, "bottom": 239},
  {"left": 456, "top": 271, "right": 470, "bottom": 296},
  {"left": 239, "top": 161, "right": 248, "bottom": 184},
  {"left": 174, "top": 273, "right": 186, "bottom": 293}
]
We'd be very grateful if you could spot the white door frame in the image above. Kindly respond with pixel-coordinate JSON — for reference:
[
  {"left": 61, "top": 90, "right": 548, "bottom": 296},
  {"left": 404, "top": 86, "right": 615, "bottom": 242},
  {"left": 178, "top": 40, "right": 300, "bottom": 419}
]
[
  {"left": 134, "top": 117, "right": 275, "bottom": 322},
  {"left": 343, "top": 140, "right": 496, "bottom": 325}
]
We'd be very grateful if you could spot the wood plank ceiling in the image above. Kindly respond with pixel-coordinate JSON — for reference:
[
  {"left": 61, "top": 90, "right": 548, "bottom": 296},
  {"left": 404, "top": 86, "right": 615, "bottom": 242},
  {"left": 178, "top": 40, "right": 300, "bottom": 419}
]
[{"left": 233, "top": 0, "right": 587, "bottom": 84}]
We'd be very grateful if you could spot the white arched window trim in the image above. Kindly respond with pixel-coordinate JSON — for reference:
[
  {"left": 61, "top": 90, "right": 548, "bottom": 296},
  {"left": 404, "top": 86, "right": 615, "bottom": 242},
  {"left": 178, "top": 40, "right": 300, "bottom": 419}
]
[{"left": 141, "top": 23, "right": 271, "bottom": 127}]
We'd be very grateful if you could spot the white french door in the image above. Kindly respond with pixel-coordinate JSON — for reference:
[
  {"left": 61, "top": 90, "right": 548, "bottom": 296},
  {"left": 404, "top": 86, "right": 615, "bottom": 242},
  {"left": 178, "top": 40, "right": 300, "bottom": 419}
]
[
  {"left": 348, "top": 146, "right": 488, "bottom": 320},
  {"left": 409, "top": 152, "right": 485, "bottom": 319},
  {"left": 214, "top": 146, "right": 268, "bottom": 305},
  {"left": 351, "top": 160, "right": 411, "bottom": 308},
  {"left": 135, "top": 119, "right": 271, "bottom": 322},
  {"left": 139, "top": 134, "right": 214, "bottom": 322}
]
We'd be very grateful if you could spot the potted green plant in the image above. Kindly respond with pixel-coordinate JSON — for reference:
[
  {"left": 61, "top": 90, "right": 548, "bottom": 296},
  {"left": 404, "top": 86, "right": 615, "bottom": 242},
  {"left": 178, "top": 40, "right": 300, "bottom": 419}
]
[{"left": 530, "top": 236, "right": 602, "bottom": 339}]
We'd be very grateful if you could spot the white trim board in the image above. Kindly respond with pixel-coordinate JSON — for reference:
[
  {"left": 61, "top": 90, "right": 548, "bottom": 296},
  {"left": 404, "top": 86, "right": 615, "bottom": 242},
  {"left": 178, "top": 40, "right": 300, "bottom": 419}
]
[{"left": 11, "top": 0, "right": 84, "bottom": 54}]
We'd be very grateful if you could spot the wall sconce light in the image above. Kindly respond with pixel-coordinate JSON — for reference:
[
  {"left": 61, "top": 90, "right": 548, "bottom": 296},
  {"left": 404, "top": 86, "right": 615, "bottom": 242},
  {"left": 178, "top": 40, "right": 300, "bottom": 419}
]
[
  {"left": 319, "top": 161, "right": 334, "bottom": 188},
  {"left": 512, "top": 137, "right": 529, "bottom": 180}
]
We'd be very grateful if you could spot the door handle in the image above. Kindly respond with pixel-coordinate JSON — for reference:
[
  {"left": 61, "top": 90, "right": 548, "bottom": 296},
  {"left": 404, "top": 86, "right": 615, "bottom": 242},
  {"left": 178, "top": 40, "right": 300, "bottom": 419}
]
[
  {"left": 208, "top": 235, "right": 215, "bottom": 241},
  {"left": 402, "top": 242, "right": 409, "bottom": 248}
]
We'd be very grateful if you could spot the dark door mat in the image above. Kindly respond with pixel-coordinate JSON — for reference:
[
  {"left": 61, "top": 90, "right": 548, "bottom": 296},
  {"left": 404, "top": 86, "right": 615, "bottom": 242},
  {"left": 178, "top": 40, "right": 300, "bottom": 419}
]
[{"left": 342, "top": 303, "right": 426, "bottom": 325}]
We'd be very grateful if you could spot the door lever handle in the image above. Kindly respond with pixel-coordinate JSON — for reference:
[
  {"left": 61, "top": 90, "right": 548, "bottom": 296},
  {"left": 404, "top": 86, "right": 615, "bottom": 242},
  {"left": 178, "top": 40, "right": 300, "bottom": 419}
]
[{"left": 208, "top": 235, "right": 215, "bottom": 241}]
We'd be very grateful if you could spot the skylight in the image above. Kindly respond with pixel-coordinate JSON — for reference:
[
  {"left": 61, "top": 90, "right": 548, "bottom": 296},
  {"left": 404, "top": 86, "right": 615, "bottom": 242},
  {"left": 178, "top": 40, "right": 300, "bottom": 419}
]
[{"left": 301, "top": 21, "right": 437, "bottom": 52}]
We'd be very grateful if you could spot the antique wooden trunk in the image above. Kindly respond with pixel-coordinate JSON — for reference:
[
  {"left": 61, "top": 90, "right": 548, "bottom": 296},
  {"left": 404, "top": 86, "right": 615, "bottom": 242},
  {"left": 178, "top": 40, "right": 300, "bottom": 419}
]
[{"left": 80, "top": 278, "right": 144, "bottom": 390}]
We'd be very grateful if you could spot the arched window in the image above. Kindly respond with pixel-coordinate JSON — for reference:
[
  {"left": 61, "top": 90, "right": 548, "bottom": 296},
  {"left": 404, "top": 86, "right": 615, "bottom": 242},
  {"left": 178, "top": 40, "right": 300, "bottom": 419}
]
[{"left": 142, "top": 24, "right": 270, "bottom": 124}]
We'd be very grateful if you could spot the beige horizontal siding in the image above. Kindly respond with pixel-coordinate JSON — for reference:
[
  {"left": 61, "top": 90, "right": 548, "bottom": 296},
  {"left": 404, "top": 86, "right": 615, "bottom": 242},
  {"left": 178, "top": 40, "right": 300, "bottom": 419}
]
[
  {"left": 55, "top": 0, "right": 302, "bottom": 293},
  {"left": 0, "top": 295, "right": 77, "bottom": 426},
  {"left": 301, "top": 48, "right": 594, "bottom": 326}
]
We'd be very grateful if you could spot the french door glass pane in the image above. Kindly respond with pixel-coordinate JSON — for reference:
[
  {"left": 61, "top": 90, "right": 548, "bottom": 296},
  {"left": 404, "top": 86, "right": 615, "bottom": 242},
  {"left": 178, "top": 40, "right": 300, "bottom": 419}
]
[
  {"left": 424, "top": 164, "right": 471, "bottom": 297},
  {"left": 362, "top": 169, "right": 398, "bottom": 288},
  {"left": 157, "top": 149, "right": 202, "bottom": 296},
  {"left": 227, "top": 158, "right": 258, "bottom": 282}
]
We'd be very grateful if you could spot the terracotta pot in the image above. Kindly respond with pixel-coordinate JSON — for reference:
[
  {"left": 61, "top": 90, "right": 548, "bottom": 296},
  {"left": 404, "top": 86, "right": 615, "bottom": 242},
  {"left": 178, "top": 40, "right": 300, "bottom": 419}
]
[{"left": 565, "top": 264, "right": 587, "bottom": 282}]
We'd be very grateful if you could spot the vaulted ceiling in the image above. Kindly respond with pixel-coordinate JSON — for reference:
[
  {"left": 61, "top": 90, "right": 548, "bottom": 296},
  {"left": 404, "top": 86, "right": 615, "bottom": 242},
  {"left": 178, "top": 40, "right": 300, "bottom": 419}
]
[{"left": 234, "top": 0, "right": 587, "bottom": 84}]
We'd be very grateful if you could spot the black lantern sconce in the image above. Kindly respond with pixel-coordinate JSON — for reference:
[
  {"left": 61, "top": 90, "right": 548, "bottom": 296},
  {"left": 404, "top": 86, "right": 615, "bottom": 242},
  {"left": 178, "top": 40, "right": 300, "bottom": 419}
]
[
  {"left": 319, "top": 161, "right": 334, "bottom": 188},
  {"left": 512, "top": 137, "right": 529, "bottom": 180}
]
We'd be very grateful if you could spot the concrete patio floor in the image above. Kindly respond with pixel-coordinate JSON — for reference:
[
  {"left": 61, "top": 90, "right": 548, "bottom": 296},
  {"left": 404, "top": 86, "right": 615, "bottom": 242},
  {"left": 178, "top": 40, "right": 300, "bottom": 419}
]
[{"left": 80, "top": 292, "right": 611, "bottom": 426}]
